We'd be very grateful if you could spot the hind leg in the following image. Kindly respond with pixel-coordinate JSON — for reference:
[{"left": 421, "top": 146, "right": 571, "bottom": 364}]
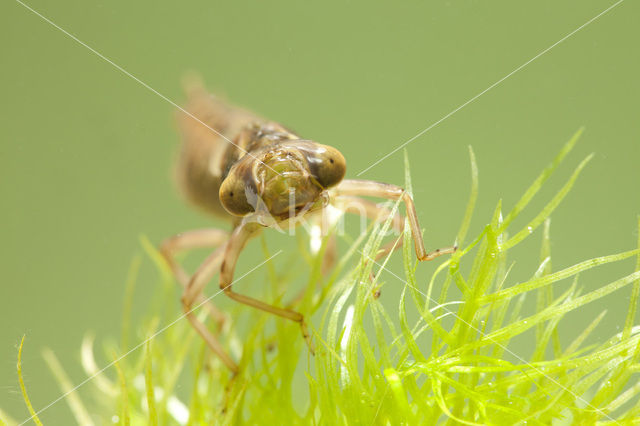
[{"left": 181, "top": 244, "right": 238, "bottom": 373}]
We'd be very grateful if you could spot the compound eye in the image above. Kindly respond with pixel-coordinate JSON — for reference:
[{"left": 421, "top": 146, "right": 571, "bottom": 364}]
[
  {"left": 219, "top": 175, "right": 255, "bottom": 216},
  {"left": 309, "top": 145, "right": 346, "bottom": 189}
]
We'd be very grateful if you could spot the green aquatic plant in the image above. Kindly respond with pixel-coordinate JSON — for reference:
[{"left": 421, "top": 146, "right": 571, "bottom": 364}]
[{"left": 5, "top": 129, "right": 640, "bottom": 425}]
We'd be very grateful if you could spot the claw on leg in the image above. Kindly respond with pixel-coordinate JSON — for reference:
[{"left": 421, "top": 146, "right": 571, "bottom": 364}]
[
  {"left": 419, "top": 245, "right": 458, "bottom": 261},
  {"left": 300, "top": 321, "right": 315, "bottom": 355}
]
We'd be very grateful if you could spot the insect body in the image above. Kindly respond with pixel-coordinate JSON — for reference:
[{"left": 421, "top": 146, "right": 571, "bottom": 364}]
[{"left": 161, "top": 77, "right": 455, "bottom": 374}]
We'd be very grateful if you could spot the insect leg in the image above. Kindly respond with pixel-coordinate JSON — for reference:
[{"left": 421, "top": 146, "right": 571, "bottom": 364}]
[
  {"left": 333, "top": 179, "right": 456, "bottom": 261},
  {"left": 160, "top": 229, "right": 229, "bottom": 329},
  {"left": 220, "top": 223, "right": 315, "bottom": 354},
  {"left": 182, "top": 243, "right": 238, "bottom": 373}
]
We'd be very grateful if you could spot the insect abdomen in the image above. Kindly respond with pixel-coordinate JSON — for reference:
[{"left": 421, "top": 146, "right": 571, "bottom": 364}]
[
  {"left": 174, "top": 79, "right": 246, "bottom": 218},
  {"left": 174, "top": 77, "right": 299, "bottom": 219}
]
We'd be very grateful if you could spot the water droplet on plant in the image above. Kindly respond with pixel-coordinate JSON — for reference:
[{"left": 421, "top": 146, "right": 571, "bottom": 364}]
[{"left": 527, "top": 226, "right": 533, "bottom": 233}]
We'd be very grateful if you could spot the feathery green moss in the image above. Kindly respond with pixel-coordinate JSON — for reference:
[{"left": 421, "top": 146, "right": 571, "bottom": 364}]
[{"left": 8, "top": 129, "right": 640, "bottom": 424}]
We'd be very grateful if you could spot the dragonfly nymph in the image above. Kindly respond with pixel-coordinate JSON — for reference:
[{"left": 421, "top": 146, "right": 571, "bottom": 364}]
[{"left": 160, "top": 76, "right": 456, "bottom": 374}]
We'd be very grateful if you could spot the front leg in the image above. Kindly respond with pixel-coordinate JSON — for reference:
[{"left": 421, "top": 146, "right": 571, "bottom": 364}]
[
  {"left": 333, "top": 179, "right": 456, "bottom": 261},
  {"left": 220, "top": 222, "right": 315, "bottom": 354}
]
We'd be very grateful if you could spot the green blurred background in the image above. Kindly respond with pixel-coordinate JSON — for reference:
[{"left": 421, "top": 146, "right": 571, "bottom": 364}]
[{"left": 1, "top": 0, "right": 639, "bottom": 423}]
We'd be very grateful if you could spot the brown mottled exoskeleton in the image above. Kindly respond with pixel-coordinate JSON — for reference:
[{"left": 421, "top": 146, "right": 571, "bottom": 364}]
[{"left": 160, "top": 77, "right": 455, "bottom": 374}]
